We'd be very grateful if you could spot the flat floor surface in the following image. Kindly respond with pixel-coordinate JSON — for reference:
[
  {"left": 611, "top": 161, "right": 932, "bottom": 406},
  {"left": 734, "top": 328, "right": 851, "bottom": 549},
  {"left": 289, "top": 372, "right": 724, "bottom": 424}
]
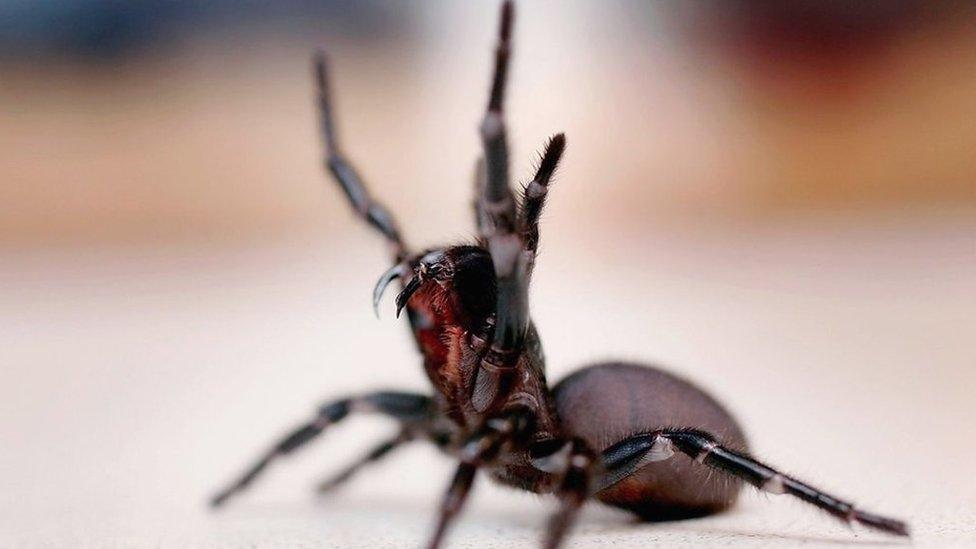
[{"left": 3, "top": 214, "right": 974, "bottom": 548}]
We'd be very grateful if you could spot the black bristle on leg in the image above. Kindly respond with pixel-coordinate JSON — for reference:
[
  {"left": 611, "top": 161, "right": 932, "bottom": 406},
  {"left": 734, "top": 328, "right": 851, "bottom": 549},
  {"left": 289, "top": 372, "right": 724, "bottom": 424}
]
[
  {"left": 663, "top": 429, "right": 909, "bottom": 537},
  {"left": 535, "top": 134, "right": 566, "bottom": 183},
  {"left": 521, "top": 133, "right": 566, "bottom": 254}
]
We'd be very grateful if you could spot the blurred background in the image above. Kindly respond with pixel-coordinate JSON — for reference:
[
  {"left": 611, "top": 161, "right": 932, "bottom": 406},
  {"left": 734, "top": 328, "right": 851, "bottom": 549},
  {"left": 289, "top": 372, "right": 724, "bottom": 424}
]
[{"left": 2, "top": 1, "right": 974, "bottom": 547}]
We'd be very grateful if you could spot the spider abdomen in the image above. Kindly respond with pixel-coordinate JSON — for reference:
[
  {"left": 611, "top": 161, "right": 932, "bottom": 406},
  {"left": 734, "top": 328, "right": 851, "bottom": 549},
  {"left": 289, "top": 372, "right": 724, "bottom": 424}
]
[{"left": 553, "top": 362, "right": 748, "bottom": 520}]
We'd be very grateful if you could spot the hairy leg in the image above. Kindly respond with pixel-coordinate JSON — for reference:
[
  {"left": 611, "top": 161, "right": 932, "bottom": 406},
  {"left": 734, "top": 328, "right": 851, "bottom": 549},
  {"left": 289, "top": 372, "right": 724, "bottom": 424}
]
[
  {"left": 541, "top": 439, "right": 596, "bottom": 549},
  {"left": 597, "top": 429, "right": 909, "bottom": 536},
  {"left": 469, "top": 0, "right": 530, "bottom": 414},
  {"left": 472, "top": 157, "right": 489, "bottom": 239},
  {"left": 315, "top": 430, "right": 412, "bottom": 493},
  {"left": 520, "top": 133, "right": 566, "bottom": 257},
  {"left": 211, "top": 391, "right": 432, "bottom": 507},
  {"left": 427, "top": 409, "right": 534, "bottom": 549},
  {"left": 314, "top": 53, "right": 408, "bottom": 262}
]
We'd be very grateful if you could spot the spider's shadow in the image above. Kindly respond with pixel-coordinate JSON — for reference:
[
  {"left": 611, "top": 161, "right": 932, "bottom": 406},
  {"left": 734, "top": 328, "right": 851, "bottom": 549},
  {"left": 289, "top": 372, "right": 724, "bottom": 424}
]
[{"left": 659, "top": 524, "right": 910, "bottom": 546}]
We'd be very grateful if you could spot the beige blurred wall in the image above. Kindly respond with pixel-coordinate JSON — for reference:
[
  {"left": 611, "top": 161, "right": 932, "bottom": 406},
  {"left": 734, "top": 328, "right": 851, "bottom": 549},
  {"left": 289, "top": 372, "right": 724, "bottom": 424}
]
[{"left": 1, "top": 1, "right": 974, "bottom": 249}]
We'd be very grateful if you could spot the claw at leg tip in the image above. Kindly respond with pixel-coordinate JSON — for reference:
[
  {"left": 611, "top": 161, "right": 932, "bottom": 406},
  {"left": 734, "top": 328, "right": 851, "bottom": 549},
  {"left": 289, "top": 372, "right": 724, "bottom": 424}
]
[{"left": 851, "top": 509, "right": 910, "bottom": 537}]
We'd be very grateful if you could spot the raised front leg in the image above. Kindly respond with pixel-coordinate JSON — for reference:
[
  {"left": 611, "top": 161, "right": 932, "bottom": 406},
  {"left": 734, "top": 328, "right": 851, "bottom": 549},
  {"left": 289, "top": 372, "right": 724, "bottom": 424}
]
[
  {"left": 468, "top": 1, "right": 568, "bottom": 413},
  {"left": 314, "top": 53, "right": 409, "bottom": 262},
  {"left": 469, "top": 0, "right": 529, "bottom": 414},
  {"left": 210, "top": 391, "right": 432, "bottom": 508}
]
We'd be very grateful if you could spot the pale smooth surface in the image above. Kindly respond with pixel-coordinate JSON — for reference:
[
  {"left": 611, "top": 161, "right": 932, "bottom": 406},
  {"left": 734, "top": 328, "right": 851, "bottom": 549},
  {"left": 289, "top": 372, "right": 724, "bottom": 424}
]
[{"left": 2, "top": 212, "right": 974, "bottom": 548}]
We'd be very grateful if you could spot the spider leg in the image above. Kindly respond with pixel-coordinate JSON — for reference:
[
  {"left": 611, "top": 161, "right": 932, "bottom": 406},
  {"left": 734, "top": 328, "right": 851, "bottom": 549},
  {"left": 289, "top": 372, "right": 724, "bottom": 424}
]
[
  {"left": 427, "top": 461, "right": 478, "bottom": 549},
  {"left": 427, "top": 408, "right": 533, "bottom": 549},
  {"left": 472, "top": 156, "right": 489, "bottom": 240},
  {"left": 471, "top": 0, "right": 528, "bottom": 413},
  {"left": 210, "top": 391, "right": 432, "bottom": 508},
  {"left": 314, "top": 429, "right": 413, "bottom": 493},
  {"left": 542, "top": 439, "right": 596, "bottom": 549},
  {"left": 520, "top": 133, "right": 566, "bottom": 258},
  {"left": 314, "top": 53, "right": 408, "bottom": 262},
  {"left": 597, "top": 429, "right": 909, "bottom": 537}
]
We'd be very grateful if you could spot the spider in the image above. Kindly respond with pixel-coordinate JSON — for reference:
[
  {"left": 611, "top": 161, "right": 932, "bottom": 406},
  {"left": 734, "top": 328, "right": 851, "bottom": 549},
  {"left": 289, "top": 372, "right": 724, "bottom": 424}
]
[{"left": 210, "top": 3, "right": 909, "bottom": 547}]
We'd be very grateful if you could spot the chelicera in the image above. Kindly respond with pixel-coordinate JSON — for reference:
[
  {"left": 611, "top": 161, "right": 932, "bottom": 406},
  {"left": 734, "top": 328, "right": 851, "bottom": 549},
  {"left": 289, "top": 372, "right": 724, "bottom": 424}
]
[{"left": 210, "top": 3, "right": 909, "bottom": 547}]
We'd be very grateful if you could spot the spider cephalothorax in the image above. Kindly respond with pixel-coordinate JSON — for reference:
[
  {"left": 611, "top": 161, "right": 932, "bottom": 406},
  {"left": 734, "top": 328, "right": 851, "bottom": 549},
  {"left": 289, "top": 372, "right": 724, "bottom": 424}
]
[{"left": 211, "top": 3, "right": 909, "bottom": 547}]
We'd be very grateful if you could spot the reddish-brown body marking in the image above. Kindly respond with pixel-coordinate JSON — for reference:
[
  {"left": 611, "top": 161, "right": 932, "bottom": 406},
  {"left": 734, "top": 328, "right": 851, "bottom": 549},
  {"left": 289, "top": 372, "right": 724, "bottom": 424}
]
[{"left": 405, "top": 273, "right": 561, "bottom": 449}]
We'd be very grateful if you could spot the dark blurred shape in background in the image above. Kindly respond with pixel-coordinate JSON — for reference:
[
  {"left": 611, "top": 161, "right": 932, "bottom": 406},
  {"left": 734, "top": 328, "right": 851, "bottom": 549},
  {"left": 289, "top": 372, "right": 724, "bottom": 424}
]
[
  {"left": 0, "top": 1, "right": 409, "bottom": 61},
  {"left": 687, "top": 1, "right": 948, "bottom": 61}
]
